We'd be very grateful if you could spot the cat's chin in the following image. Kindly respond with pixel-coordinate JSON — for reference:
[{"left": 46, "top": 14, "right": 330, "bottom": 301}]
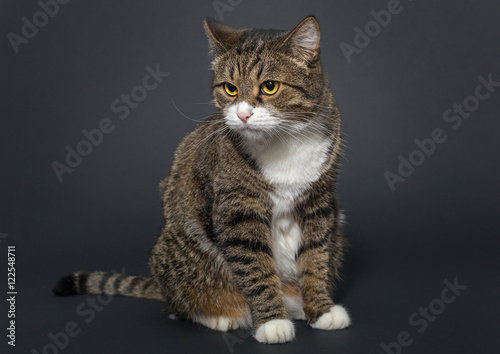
[{"left": 234, "top": 126, "right": 269, "bottom": 142}]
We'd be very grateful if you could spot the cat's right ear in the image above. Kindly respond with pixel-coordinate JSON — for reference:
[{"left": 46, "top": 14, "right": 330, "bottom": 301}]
[{"left": 204, "top": 17, "right": 242, "bottom": 54}]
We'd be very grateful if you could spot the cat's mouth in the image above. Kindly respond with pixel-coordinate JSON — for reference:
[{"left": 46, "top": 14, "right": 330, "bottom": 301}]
[
  {"left": 227, "top": 118, "right": 263, "bottom": 132},
  {"left": 224, "top": 107, "right": 280, "bottom": 141}
]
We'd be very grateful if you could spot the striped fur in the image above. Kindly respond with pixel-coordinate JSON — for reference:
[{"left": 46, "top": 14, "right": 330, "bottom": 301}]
[
  {"left": 54, "top": 271, "right": 164, "bottom": 300},
  {"left": 54, "top": 16, "right": 350, "bottom": 344}
]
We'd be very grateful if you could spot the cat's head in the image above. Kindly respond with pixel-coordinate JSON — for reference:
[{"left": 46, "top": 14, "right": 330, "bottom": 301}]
[{"left": 204, "top": 16, "right": 333, "bottom": 142}]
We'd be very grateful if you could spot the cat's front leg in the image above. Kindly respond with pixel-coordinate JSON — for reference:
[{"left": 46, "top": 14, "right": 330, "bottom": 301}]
[
  {"left": 213, "top": 191, "right": 294, "bottom": 344},
  {"left": 297, "top": 201, "right": 351, "bottom": 331}
]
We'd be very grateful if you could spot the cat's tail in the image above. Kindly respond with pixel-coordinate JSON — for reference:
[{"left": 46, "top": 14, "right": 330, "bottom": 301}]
[{"left": 53, "top": 271, "right": 165, "bottom": 301}]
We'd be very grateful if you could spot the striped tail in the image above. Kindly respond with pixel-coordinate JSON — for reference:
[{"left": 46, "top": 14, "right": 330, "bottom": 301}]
[{"left": 53, "top": 271, "right": 165, "bottom": 301}]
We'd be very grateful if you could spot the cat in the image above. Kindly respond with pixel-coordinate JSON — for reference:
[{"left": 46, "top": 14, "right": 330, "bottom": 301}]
[{"left": 54, "top": 16, "right": 351, "bottom": 344}]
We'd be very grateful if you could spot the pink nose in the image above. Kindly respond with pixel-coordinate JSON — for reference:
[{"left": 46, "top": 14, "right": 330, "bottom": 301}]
[{"left": 237, "top": 111, "right": 252, "bottom": 124}]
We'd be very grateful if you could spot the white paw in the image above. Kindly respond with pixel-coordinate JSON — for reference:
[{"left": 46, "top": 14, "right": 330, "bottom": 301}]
[
  {"left": 197, "top": 316, "right": 239, "bottom": 332},
  {"left": 310, "top": 305, "right": 351, "bottom": 330},
  {"left": 254, "top": 319, "right": 295, "bottom": 344}
]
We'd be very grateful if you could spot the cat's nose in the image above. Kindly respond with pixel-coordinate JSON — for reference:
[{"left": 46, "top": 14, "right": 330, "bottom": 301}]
[{"left": 237, "top": 110, "right": 252, "bottom": 124}]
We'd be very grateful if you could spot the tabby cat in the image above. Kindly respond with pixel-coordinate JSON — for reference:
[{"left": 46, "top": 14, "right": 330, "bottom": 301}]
[{"left": 54, "top": 16, "right": 351, "bottom": 344}]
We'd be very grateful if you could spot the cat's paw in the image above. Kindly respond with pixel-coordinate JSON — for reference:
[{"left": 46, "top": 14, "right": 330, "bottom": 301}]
[
  {"left": 197, "top": 316, "right": 239, "bottom": 332},
  {"left": 310, "top": 305, "right": 351, "bottom": 330},
  {"left": 254, "top": 319, "right": 295, "bottom": 344}
]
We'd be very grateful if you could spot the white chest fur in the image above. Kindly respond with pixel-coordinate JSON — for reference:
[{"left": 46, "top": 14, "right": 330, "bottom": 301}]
[{"left": 248, "top": 131, "right": 331, "bottom": 281}]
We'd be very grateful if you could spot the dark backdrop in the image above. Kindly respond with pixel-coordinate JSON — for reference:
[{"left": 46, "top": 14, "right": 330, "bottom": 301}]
[{"left": 1, "top": 0, "right": 499, "bottom": 353}]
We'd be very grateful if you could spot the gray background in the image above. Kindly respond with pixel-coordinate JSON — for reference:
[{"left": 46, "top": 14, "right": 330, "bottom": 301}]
[{"left": 1, "top": 0, "right": 499, "bottom": 353}]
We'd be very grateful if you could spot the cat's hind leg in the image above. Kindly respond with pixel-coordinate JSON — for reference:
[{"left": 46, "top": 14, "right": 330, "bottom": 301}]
[
  {"left": 195, "top": 316, "right": 241, "bottom": 331},
  {"left": 189, "top": 287, "right": 251, "bottom": 332},
  {"left": 282, "top": 283, "right": 306, "bottom": 320}
]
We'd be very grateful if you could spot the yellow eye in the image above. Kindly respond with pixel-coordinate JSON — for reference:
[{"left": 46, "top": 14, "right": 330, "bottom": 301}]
[
  {"left": 261, "top": 81, "right": 279, "bottom": 95},
  {"left": 224, "top": 83, "right": 238, "bottom": 97}
]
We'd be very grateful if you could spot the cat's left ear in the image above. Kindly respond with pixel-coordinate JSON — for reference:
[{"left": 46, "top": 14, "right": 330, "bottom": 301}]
[
  {"left": 282, "top": 16, "right": 321, "bottom": 62},
  {"left": 204, "top": 17, "right": 243, "bottom": 54}
]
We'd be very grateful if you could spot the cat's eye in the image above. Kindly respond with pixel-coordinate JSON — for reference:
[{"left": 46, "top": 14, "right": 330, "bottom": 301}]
[
  {"left": 261, "top": 81, "right": 279, "bottom": 95},
  {"left": 224, "top": 83, "right": 238, "bottom": 97}
]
